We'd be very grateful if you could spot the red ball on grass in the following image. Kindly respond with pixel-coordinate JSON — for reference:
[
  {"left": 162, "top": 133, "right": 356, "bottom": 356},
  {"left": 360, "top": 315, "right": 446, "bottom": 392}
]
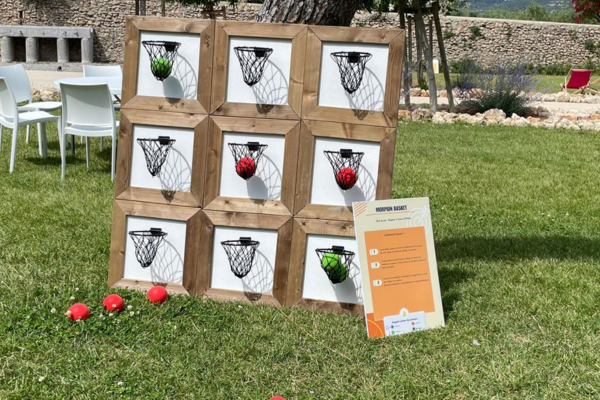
[
  {"left": 236, "top": 157, "right": 257, "bottom": 180},
  {"left": 67, "top": 303, "right": 90, "bottom": 321},
  {"left": 103, "top": 294, "right": 124, "bottom": 312},
  {"left": 148, "top": 286, "right": 168, "bottom": 304},
  {"left": 269, "top": 397, "right": 287, "bottom": 400},
  {"left": 335, "top": 167, "right": 358, "bottom": 190}
]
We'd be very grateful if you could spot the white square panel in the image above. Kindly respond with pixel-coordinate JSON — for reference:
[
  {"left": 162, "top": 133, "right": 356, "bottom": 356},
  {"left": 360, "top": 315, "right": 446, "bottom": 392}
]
[{"left": 211, "top": 226, "right": 278, "bottom": 295}]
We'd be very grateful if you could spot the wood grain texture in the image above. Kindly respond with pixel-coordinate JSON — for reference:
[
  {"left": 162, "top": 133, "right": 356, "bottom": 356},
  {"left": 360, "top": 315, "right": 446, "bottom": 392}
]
[
  {"left": 195, "top": 211, "right": 215, "bottom": 295},
  {"left": 310, "top": 25, "right": 403, "bottom": 44},
  {"left": 203, "top": 210, "right": 291, "bottom": 230},
  {"left": 114, "top": 111, "right": 208, "bottom": 207},
  {"left": 108, "top": 200, "right": 127, "bottom": 287},
  {"left": 383, "top": 31, "right": 405, "bottom": 127},
  {"left": 121, "top": 17, "right": 139, "bottom": 106},
  {"left": 120, "top": 17, "right": 214, "bottom": 114},
  {"left": 285, "top": 218, "right": 363, "bottom": 316},
  {"left": 295, "top": 204, "right": 353, "bottom": 222},
  {"left": 209, "top": 21, "right": 304, "bottom": 120},
  {"left": 302, "top": 26, "right": 405, "bottom": 127},
  {"left": 300, "top": 28, "right": 323, "bottom": 122},
  {"left": 375, "top": 130, "right": 397, "bottom": 200},
  {"left": 303, "top": 120, "right": 393, "bottom": 142},
  {"left": 114, "top": 113, "right": 133, "bottom": 199},
  {"left": 272, "top": 218, "right": 293, "bottom": 305},
  {"left": 108, "top": 200, "right": 202, "bottom": 293},
  {"left": 293, "top": 123, "right": 315, "bottom": 216},
  {"left": 204, "top": 117, "right": 299, "bottom": 216}
]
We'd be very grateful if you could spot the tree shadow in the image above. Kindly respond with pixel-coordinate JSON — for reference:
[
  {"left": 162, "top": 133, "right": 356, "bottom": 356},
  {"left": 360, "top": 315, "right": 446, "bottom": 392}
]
[{"left": 437, "top": 265, "right": 475, "bottom": 320}]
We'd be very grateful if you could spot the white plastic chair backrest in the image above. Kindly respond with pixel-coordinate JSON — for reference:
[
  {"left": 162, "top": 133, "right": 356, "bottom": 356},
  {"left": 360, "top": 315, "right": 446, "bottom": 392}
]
[
  {"left": 83, "top": 65, "right": 122, "bottom": 78},
  {"left": 0, "top": 64, "right": 33, "bottom": 104},
  {"left": 0, "top": 78, "right": 19, "bottom": 121},
  {"left": 60, "top": 83, "right": 115, "bottom": 127}
]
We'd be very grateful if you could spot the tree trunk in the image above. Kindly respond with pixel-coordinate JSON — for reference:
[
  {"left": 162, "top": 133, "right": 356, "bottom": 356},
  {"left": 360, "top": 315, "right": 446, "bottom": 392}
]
[{"left": 256, "top": 0, "right": 362, "bottom": 26}]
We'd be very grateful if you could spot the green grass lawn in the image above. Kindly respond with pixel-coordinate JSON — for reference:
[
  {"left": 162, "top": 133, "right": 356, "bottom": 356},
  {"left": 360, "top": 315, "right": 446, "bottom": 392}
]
[{"left": 1, "top": 121, "right": 600, "bottom": 398}]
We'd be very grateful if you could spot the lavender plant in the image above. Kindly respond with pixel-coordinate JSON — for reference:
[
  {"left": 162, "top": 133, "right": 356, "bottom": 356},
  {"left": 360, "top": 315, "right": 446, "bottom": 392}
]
[{"left": 455, "top": 63, "right": 542, "bottom": 117}]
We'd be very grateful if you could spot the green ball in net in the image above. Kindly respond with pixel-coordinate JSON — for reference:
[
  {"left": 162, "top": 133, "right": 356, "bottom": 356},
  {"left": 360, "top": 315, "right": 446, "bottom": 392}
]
[
  {"left": 151, "top": 57, "right": 172, "bottom": 78},
  {"left": 321, "top": 253, "right": 349, "bottom": 283}
]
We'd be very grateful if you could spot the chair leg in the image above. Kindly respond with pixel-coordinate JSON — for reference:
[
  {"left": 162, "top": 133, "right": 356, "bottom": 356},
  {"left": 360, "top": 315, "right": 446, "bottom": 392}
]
[
  {"left": 80, "top": 136, "right": 83, "bottom": 144},
  {"left": 26, "top": 125, "right": 30, "bottom": 144},
  {"left": 101, "top": 137, "right": 104, "bottom": 151},
  {"left": 9, "top": 126, "right": 18, "bottom": 173},
  {"left": 60, "top": 132, "right": 66, "bottom": 181},
  {"left": 39, "top": 123, "right": 48, "bottom": 159},
  {"left": 37, "top": 123, "right": 43, "bottom": 156},
  {"left": 111, "top": 134, "right": 116, "bottom": 182},
  {"left": 71, "top": 135, "right": 75, "bottom": 156},
  {"left": 0, "top": 124, "right": 3, "bottom": 151},
  {"left": 85, "top": 137, "right": 90, "bottom": 169}
]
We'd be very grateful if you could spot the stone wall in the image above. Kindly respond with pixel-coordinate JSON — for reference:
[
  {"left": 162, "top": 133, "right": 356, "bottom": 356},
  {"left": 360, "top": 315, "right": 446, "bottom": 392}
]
[{"left": 1, "top": 1, "right": 599, "bottom": 68}]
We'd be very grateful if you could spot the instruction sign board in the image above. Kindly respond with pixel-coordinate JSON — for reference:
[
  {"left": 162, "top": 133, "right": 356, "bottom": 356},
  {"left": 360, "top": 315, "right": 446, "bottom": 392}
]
[{"left": 353, "top": 198, "right": 444, "bottom": 338}]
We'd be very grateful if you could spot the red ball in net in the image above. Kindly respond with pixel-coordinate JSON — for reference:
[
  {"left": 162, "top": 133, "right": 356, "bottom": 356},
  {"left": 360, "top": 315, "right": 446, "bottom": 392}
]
[
  {"left": 236, "top": 157, "right": 257, "bottom": 179},
  {"left": 148, "top": 285, "right": 168, "bottom": 304},
  {"left": 103, "top": 294, "right": 124, "bottom": 312},
  {"left": 67, "top": 303, "right": 90, "bottom": 321},
  {"left": 335, "top": 167, "right": 357, "bottom": 190}
]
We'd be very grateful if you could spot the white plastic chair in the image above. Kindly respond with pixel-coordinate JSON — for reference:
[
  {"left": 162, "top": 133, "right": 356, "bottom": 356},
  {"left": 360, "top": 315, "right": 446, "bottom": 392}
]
[
  {"left": 0, "top": 78, "right": 61, "bottom": 173},
  {"left": 59, "top": 83, "right": 118, "bottom": 181},
  {"left": 82, "top": 65, "right": 122, "bottom": 150},
  {"left": 0, "top": 64, "right": 62, "bottom": 153}
]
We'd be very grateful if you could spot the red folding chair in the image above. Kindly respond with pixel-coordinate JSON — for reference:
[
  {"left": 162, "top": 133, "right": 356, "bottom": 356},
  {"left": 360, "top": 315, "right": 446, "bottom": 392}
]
[{"left": 561, "top": 69, "right": 599, "bottom": 95}]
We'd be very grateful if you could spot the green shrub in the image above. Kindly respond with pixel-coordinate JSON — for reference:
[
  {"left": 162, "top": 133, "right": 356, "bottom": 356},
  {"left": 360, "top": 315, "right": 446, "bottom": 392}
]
[
  {"left": 449, "top": 58, "right": 480, "bottom": 74},
  {"left": 469, "top": 26, "right": 484, "bottom": 40},
  {"left": 443, "top": 29, "right": 456, "bottom": 40}
]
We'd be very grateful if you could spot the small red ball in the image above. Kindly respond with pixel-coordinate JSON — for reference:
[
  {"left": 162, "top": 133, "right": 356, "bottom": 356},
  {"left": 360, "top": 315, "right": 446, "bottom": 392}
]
[
  {"left": 236, "top": 157, "right": 257, "bottom": 179},
  {"left": 269, "top": 397, "right": 287, "bottom": 400},
  {"left": 103, "top": 294, "right": 124, "bottom": 312},
  {"left": 335, "top": 167, "right": 357, "bottom": 190},
  {"left": 148, "top": 286, "right": 168, "bottom": 304},
  {"left": 68, "top": 303, "right": 90, "bottom": 321}
]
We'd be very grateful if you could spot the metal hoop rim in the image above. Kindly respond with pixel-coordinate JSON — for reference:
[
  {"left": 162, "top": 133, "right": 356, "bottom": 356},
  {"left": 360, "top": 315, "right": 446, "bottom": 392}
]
[
  {"left": 331, "top": 51, "right": 373, "bottom": 60},
  {"left": 234, "top": 46, "right": 274, "bottom": 57},
  {"left": 323, "top": 150, "right": 365, "bottom": 157},
  {"left": 221, "top": 239, "right": 260, "bottom": 247},
  {"left": 137, "top": 138, "right": 176, "bottom": 145},
  {"left": 129, "top": 230, "right": 168, "bottom": 238},
  {"left": 316, "top": 248, "right": 356, "bottom": 257},
  {"left": 142, "top": 40, "right": 182, "bottom": 48}
]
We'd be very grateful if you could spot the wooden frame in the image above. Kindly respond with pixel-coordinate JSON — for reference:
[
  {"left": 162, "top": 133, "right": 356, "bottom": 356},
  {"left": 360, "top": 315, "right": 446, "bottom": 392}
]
[
  {"left": 197, "top": 211, "right": 293, "bottom": 306},
  {"left": 121, "top": 16, "right": 214, "bottom": 114},
  {"left": 108, "top": 200, "right": 207, "bottom": 295},
  {"left": 295, "top": 120, "right": 397, "bottom": 221},
  {"left": 302, "top": 26, "right": 405, "bottom": 127},
  {"left": 210, "top": 20, "right": 307, "bottom": 120},
  {"left": 204, "top": 116, "right": 300, "bottom": 216},
  {"left": 115, "top": 109, "right": 209, "bottom": 207},
  {"left": 287, "top": 218, "right": 363, "bottom": 315}
]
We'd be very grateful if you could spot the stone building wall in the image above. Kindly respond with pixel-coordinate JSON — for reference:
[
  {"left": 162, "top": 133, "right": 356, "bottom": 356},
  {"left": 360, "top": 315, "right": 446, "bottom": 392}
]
[{"left": 1, "top": 1, "right": 599, "bottom": 68}]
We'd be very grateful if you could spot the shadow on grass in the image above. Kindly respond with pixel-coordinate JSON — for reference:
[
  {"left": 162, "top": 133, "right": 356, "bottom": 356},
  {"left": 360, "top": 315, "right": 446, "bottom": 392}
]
[
  {"left": 438, "top": 266, "right": 474, "bottom": 320},
  {"left": 436, "top": 236, "right": 600, "bottom": 262}
]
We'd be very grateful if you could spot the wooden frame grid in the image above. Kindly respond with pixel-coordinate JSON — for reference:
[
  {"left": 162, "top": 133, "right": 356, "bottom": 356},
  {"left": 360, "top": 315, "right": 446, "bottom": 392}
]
[
  {"left": 121, "top": 16, "right": 214, "bottom": 114},
  {"left": 108, "top": 200, "right": 208, "bottom": 295},
  {"left": 294, "top": 120, "right": 397, "bottom": 221},
  {"left": 197, "top": 210, "right": 293, "bottom": 306},
  {"left": 210, "top": 21, "right": 307, "bottom": 120},
  {"left": 204, "top": 116, "right": 300, "bottom": 216},
  {"left": 115, "top": 109, "right": 209, "bottom": 207},
  {"left": 302, "top": 26, "right": 405, "bottom": 127},
  {"left": 287, "top": 218, "right": 363, "bottom": 315}
]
